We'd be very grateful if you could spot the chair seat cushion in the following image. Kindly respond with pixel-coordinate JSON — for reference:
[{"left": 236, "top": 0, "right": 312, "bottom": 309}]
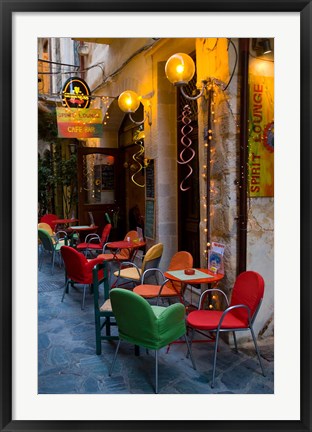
[
  {"left": 113, "top": 267, "right": 142, "bottom": 281},
  {"left": 187, "top": 310, "right": 247, "bottom": 330},
  {"left": 54, "top": 241, "right": 65, "bottom": 251},
  {"left": 100, "top": 298, "right": 112, "bottom": 312},
  {"left": 133, "top": 283, "right": 179, "bottom": 298}
]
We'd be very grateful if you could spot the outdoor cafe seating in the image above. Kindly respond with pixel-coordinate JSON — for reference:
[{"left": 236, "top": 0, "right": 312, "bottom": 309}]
[
  {"left": 109, "top": 287, "right": 196, "bottom": 394},
  {"left": 60, "top": 245, "right": 104, "bottom": 310},
  {"left": 76, "top": 223, "right": 112, "bottom": 257},
  {"left": 38, "top": 227, "right": 66, "bottom": 275},
  {"left": 186, "top": 270, "right": 266, "bottom": 387},
  {"left": 133, "top": 251, "right": 193, "bottom": 305},
  {"left": 112, "top": 242, "right": 163, "bottom": 288}
]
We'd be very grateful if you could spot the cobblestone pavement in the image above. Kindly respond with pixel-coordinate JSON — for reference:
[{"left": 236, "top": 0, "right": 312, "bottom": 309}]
[{"left": 38, "top": 253, "right": 274, "bottom": 394}]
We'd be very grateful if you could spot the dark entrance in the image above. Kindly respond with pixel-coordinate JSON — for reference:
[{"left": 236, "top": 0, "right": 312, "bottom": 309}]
[
  {"left": 77, "top": 146, "right": 123, "bottom": 239},
  {"left": 177, "top": 68, "right": 200, "bottom": 267}
]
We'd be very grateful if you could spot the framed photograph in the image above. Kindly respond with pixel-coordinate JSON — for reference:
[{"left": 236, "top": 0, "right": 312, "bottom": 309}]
[{"left": 1, "top": 1, "right": 311, "bottom": 431}]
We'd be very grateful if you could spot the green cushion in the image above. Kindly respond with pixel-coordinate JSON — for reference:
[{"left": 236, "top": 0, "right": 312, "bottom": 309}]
[{"left": 110, "top": 288, "right": 186, "bottom": 350}]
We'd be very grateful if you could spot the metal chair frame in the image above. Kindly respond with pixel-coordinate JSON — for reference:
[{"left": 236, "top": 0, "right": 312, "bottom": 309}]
[
  {"left": 38, "top": 228, "right": 66, "bottom": 275},
  {"left": 109, "top": 289, "right": 196, "bottom": 393},
  {"left": 188, "top": 287, "right": 266, "bottom": 388}
]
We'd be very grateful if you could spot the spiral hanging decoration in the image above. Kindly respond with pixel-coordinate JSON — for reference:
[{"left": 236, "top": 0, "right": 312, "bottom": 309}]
[
  {"left": 178, "top": 104, "right": 195, "bottom": 191},
  {"left": 131, "top": 140, "right": 145, "bottom": 188}
]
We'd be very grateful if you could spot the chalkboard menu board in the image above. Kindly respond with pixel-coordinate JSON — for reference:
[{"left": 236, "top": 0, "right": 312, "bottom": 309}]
[
  {"left": 145, "top": 199, "right": 155, "bottom": 239},
  {"left": 146, "top": 160, "right": 154, "bottom": 199},
  {"left": 101, "top": 164, "right": 114, "bottom": 190}
]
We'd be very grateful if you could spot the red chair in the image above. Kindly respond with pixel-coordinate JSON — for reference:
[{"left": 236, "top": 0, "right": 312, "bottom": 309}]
[
  {"left": 186, "top": 271, "right": 266, "bottom": 387},
  {"left": 76, "top": 223, "right": 112, "bottom": 257},
  {"left": 40, "top": 213, "right": 58, "bottom": 232},
  {"left": 60, "top": 245, "right": 104, "bottom": 310}
]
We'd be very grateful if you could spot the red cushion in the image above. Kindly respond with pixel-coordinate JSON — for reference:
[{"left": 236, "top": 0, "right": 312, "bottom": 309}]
[
  {"left": 133, "top": 283, "right": 180, "bottom": 298},
  {"left": 186, "top": 310, "right": 246, "bottom": 330}
]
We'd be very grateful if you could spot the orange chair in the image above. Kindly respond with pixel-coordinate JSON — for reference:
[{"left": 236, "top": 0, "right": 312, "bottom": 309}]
[
  {"left": 186, "top": 271, "right": 266, "bottom": 387},
  {"left": 97, "top": 230, "right": 140, "bottom": 263},
  {"left": 76, "top": 223, "right": 112, "bottom": 257},
  {"left": 60, "top": 245, "right": 104, "bottom": 310},
  {"left": 133, "top": 251, "right": 193, "bottom": 304}
]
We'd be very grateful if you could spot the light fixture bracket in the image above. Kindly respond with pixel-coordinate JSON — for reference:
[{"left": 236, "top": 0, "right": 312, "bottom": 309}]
[{"left": 129, "top": 106, "right": 152, "bottom": 126}]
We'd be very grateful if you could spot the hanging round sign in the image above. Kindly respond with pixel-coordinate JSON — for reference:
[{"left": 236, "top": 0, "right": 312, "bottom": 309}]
[{"left": 61, "top": 76, "right": 91, "bottom": 109}]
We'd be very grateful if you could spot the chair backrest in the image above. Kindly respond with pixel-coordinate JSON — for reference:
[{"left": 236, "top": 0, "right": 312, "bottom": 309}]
[
  {"left": 38, "top": 228, "right": 54, "bottom": 252},
  {"left": 110, "top": 288, "right": 159, "bottom": 346},
  {"left": 100, "top": 223, "right": 112, "bottom": 246},
  {"left": 141, "top": 243, "right": 164, "bottom": 273},
  {"left": 38, "top": 222, "right": 54, "bottom": 236},
  {"left": 60, "top": 245, "right": 90, "bottom": 283},
  {"left": 110, "top": 288, "right": 186, "bottom": 349},
  {"left": 168, "top": 251, "right": 193, "bottom": 270},
  {"left": 230, "top": 271, "right": 265, "bottom": 324},
  {"left": 40, "top": 213, "right": 58, "bottom": 231},
  {"left": 93, "top": 262, "right": 112, "bottom": 307},
  {"left": 119, "top": 230, "right": 140, "bottom": 259},
  {"left": 166, "top": 251, "right": 193, "bottom": 294}
]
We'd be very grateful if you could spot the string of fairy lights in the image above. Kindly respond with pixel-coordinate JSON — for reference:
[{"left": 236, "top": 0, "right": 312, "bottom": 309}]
[{"left": 198, "top": 56, "right": 274, "bottom": 265}]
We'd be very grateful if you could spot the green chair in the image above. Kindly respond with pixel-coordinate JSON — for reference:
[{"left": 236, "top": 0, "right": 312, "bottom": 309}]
[
  {"left": 109, "top": 288, "right": 196, "bottom": 393},
  {"left": 38, "top": 228, "right": 66, "bottom": 275},
  {"left": 93, "top": 262, "right": 118, "bottom": 355}
]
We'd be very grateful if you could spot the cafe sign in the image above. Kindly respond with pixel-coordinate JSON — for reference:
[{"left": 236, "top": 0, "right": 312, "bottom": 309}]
[
  {"left": 61, "top": 77, "right": 91, "bottom": 109},
  {"left": 248, "top": 73, "right": 274, "bottom": 197},
  {"left": 56, "top": 108, "right": 103, "bottom": 138}
]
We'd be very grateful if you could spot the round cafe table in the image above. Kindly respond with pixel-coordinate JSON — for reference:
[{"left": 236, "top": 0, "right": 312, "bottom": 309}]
[
  {"left": 52, "top": 218, "right": 79, "bottom": 231},
  {"left": 100, "top": 239, "right": 146, "bottom": 262},
  {"left": 66, "top": 225, "right": 98, "bottom": 244}
]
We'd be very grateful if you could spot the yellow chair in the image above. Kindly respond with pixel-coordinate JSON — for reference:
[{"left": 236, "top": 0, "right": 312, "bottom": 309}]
[
  {"left": 113, "top": 243, "right": 164, "bottom": 288},
  {"left": 38, "top": 222, "right": 66, "bottom": 245}
]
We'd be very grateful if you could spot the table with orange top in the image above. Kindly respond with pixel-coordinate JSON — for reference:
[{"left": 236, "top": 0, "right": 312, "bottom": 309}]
[{"left": 164, "top": 268, "right": 224, "bottom": 312}]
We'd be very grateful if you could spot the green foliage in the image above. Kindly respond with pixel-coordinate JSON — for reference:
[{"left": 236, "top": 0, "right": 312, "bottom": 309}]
[
  {"left": 38, "top": 145, "right": 78, "bottom": 218},
  {"left": 38, "top": 109, "right": 58, "bottom": 142}
]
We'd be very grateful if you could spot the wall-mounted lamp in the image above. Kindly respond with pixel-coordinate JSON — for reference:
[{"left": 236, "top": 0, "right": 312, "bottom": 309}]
[
  {"left": 68, "top": 142, "right": 77, "bottom": 155},
  {"left": 252, "top": 38, "right": 272, "bottom": 56},
  {"left": 165, "top": 52, "right": 209, "bottom": 100},
  {"left": 77, "top": 42, "right": 89, "bottom": 56},
  {"left": 118, "top": 90, "right": 152, "bottom": 126}
]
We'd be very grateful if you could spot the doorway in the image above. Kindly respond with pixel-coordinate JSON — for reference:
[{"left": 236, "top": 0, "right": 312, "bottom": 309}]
[
  {"left": 177, "top": 68, "right": 200, "bottom": 267},
  {"left": 77, "top": 146, "right": 123, "bottom": 239}
]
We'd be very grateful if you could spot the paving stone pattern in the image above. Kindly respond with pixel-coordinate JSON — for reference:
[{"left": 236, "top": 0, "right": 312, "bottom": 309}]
[{"left": 38, "top": 252, "right": 274, "bottom": 394}]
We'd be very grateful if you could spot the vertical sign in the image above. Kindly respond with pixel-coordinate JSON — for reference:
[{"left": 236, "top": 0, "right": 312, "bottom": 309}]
[{"left": 248, "top": 73, "right": 274, "bottom": 197}]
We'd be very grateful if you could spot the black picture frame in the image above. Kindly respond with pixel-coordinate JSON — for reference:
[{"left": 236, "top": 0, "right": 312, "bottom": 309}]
[{"left": 1, "top": 1, "right": 311, "bottom": 431}]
